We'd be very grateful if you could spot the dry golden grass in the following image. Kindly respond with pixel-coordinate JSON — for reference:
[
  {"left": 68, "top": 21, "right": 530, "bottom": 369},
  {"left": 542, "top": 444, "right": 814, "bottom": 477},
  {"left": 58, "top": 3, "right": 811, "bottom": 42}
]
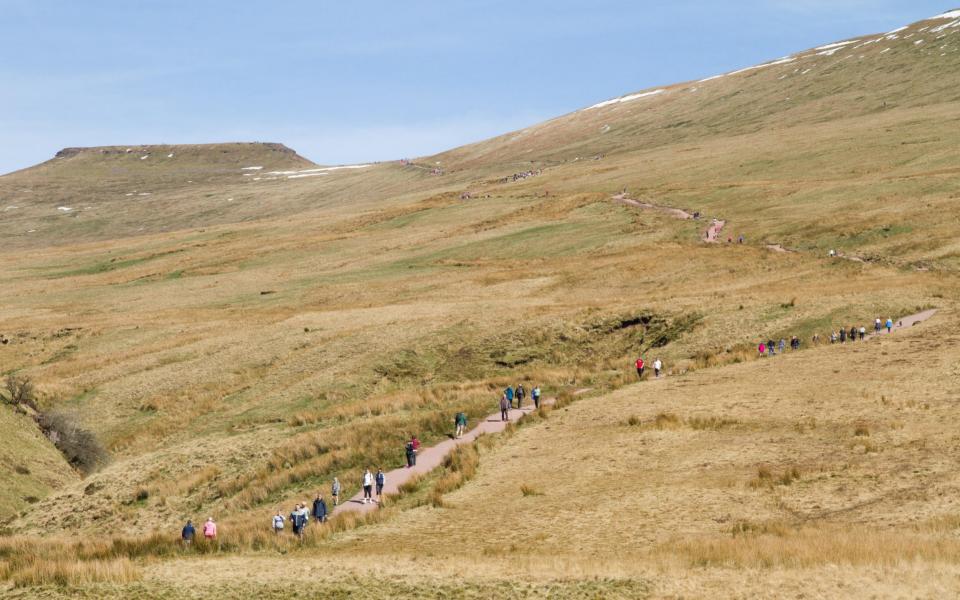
[{"left": 1, "top": 13, "right": 960, "bottom": 598}]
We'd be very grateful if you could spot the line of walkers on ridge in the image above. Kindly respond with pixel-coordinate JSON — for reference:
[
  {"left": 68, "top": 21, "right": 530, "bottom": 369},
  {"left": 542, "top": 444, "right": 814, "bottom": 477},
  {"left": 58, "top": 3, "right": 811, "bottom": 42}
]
[
  {"left": 499, "top": 383, "right": 542, "bottom": 421},
  {"left": 180, "top": 385, "right": 545, "bottom": 542},
  {"left": 759, "top": 317, "right": 899, "bottom": 357}
]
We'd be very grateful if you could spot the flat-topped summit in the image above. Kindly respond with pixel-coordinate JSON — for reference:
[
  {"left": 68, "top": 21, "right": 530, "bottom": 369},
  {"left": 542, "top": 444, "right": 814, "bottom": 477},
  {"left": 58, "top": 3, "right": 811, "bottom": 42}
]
[{"left": 38, "top": 142, "right": 314, "bottom": 173}]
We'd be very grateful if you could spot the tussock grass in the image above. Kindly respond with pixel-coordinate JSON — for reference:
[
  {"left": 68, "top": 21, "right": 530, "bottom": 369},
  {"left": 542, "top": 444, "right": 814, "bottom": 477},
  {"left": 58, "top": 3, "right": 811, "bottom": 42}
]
[
  {"left": 750, "top": 465, "right": 801, "bottom": 488},
  {"left": 663, "top": 527, "right": 960, "bottom": 568},
  {"left": 0, "top": 556, "right": 140, "bottom": 587},
  {"left": 520, "top": 484, "right": 544, "bottom": 497}
]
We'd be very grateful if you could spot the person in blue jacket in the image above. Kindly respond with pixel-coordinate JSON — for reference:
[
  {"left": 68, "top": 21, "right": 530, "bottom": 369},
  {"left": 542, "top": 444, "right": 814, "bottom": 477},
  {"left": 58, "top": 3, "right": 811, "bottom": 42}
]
[
  {"left": 505, "top": 385, "right": 515, "bottom": 408},
  {"left": 181, "top": 520, "right": 195, "bottom": 545},
  {"left": 312, "top": 493, "right": 328, "bottom": 523}
]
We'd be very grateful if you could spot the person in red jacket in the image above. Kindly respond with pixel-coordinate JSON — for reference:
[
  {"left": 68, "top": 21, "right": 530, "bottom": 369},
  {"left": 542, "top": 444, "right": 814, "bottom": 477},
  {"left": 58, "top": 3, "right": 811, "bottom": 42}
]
[{"left": 635, "top": 357, "right": 645, "bottom": 379}]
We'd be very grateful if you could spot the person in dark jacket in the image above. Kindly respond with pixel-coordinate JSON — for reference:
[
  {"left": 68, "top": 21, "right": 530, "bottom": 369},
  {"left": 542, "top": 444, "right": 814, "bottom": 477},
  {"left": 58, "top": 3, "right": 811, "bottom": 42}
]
[
  {"left": 375, "top": 468, "right": 386, "bottom": 503},
  {"left": 839, "top": 328, "right": 847, "bottom": 343},
  {"left": 405, "top": 441, "right": 416, "bottom": 468},
  {"left": 516, "top": 384, "right": 525, "bottom": 409},
  {"left": 849, "top": 326, "right": 858, "bottom": 342},
  {"left": 291, "top": 503, "right": 308, "bottom": 539},
  {"left": 181, "top": 520, "right": 195, "bottom": 545},
  {"left": 312, "top": 493, "right": 328, "bottom": 523}
]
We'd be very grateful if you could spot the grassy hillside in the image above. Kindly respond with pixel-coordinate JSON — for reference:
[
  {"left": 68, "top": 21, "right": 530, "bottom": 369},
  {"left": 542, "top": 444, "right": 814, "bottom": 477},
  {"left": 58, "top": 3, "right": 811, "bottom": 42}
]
[{"left": 2, "top": 9, "right": 960, "bottom": 598}]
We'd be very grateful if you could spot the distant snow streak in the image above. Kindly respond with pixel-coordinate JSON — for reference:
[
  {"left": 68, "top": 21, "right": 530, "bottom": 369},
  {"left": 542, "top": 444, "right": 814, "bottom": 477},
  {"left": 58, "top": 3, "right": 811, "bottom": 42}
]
[
  {"left": 931, "top": 9, "right": 960, "bottom": 20},
  {"left": 585, "top": 89, "right": 665, "bottom": 110}
]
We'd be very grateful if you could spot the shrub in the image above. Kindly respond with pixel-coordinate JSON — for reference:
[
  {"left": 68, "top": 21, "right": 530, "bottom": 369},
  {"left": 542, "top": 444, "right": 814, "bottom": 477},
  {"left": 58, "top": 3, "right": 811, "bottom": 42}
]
[
  {"left": 4, "top": 374, "right": 36, "bottom": 410},
  {"left": 654, "top": 412, "right": 681, "bottom": 429},
  {"left": 37, "top": 410, "right": 109, "bottom": 475},
  {"left": 520, "top": 484, "right": 543, "bottom": 497}
]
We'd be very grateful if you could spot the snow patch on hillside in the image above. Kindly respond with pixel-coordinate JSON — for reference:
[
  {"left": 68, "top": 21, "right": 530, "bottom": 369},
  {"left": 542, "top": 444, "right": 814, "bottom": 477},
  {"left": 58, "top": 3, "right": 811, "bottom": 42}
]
[
  {"left": 696, "top": 56, "right": 795, "bottom": 84},
  {"left": 931, "top": 9, "right": 960, "bottom": 20},
  {"left": 815, "top": 40, "right": 858, "bottom": 51},
  {"left": 264, "top": 164, "right": 372, "bottom": 179},
  {"left": 585, "top": 89, "right": 665, "bottom": 110}
]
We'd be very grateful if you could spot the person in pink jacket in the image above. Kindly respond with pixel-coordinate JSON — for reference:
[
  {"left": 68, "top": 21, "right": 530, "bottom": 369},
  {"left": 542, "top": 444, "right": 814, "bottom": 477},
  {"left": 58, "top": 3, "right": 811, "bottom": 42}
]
[{"left": 203, "top": 517, "right": 217, "bottom": 540}]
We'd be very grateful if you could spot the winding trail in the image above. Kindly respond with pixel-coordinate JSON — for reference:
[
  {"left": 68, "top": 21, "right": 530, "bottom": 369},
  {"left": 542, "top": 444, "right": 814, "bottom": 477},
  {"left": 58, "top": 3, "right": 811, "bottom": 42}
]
[
  {"left": 332, "top": 391, "right": 588, "bottom": 517},
  {"left": 613, "top": 193, "right": 724, "bottom": 242},
  {"left": 865, "top": 309, "right": 938, "bottom": 340},
  {"left": 327, "top": 310, "right": 940, "bottom": 518}
]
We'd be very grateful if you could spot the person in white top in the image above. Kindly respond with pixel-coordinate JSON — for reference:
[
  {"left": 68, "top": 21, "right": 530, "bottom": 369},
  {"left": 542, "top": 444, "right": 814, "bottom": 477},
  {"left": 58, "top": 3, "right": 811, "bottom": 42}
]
[
  {"left": 653, "top": 358, "right": 663, "bottom": 378},
  {"left": 272, "top": 510, "right": 285, "bottom": 534},
  {"left": 362, "top": 469, "right": 374, "bottom": 504}
]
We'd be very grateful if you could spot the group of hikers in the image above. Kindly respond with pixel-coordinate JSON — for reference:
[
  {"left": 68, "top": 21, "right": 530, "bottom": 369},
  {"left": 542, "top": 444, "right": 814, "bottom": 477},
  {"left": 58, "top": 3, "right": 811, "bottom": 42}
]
[
  {"left": 499, "top": 169, "right": 543, "bottom": 184},
  {"left": 633, "top": 357, "right": 664, "bottom": 380},
  {"left": 498, "top": 383, "right": 543, "bottom": 421},
  {"left": 760, "top": 317, "right": 899, "bottom": 356},
  {"left": 180, "top": 517, "right": 217, "bottom": 544}
]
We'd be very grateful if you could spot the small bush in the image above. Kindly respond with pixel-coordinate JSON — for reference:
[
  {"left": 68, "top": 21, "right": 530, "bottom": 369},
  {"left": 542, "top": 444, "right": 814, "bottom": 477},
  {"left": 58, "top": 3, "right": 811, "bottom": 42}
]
[
  {"left": 4, "top": 374, "right": 36, "bottom": 409},
  {"left": 520, "top": 484, "right": 543, "bottom": 497},
  {"left": 626, "top": 415, "right": 642, "bottom": 427},
  {"left": 854, "top": 423, "right": 871, "bottom": 437},
  {"left": 654, "top": 412, "right": 681, "bottom": 429},
  {"left": 14, "top": 465, "right": 30, "bottom": 475},
  {"left": 687, "top": 416, "right": 739, "bottom": 431},
  {"left": 730, "top": 520, "right": 791, "bottom": 537},
  {"left": 37, "top": 410, "right": 109, "bottom": 475},
  {"left": 750, "top": 465, "right": 800, "bottom": 488}
]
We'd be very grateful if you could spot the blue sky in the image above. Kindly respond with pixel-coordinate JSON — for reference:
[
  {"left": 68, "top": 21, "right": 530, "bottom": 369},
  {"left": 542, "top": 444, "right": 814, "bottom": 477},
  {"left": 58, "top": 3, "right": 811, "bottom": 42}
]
[{"left": 0, "top": 1, "right": 953, "bottom": 173}]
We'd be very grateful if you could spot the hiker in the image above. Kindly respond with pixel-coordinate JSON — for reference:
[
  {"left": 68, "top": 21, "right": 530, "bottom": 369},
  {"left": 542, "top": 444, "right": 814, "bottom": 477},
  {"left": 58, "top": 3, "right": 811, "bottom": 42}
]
[
  {"left": 516, "top": 384, "right": 526, "bottom": 409},
  {"left": 791, "top": 336, "right": 800, "bottom": 351},
  {"left": 202, "top": 517, "right": 217, "bottom": 540},
  {"left": 635, "top": 357, "right": 645, "bottom": 379},
  {"left": 375, "top": 468, "right": 386, "bottom": 502},
  {"left": 875, "top": 317, "right": 882, "bottom": 334},
  {"left": 839, "top": 328, "right": 846, "bottom": 343},
  {"left": 849, "top": 326, "right": 857, "bottom": 342},
  {"left": 532, "top": 385, "right": 542, "bottom": 409},
  {"left": 886, "top": 317, "right": 893, "bottom": 333},
  {"left": 362, "top": 469, "right": 373, "bottom": 503},
  {"left": 738, "top": 235, "right": 744, "bottom": 244},
  {"left": 654, "top": 358, "right": 663, "bottom": 378},
  {"left": 290, "top": 504, "right": 307, "bottom": 539},
  {"left": 505, "top": 385, "right": 515, "bottom": 409},
  {"left": 272, "top": 510, "right": 285, "bottom": 534},
  {"left": 181, "top": 520, "right": 195, "bottom": 545},
  {"left": 312, "top": 494, "right": 327, "bottom": 523},
  {"left": 778, "top": 339, "right": 786, "bottom": 354},
  {"left": 411, "top": 435, "right": 421, "bottom": 457},
  {"left": 500, "top": 393, "right": 510, "bottom": 421},
  {"left": 767, "top": 339, "right": 776, "bottom": 356},
  {"left": 455, "top": 411, "right": 467, "bottom": 438},
  {"left": 331, "top": 477, "right": 341, "bottom": 506},
  {"left": 859, "top": 326, "right": 866, "bottom": 340},
  {"left": 405, "top": 440, "right": 416, "bottom": 468},
  {"left": 812, "top": 333, "right": 820, "bottom": 345},
  {"left": 758, "top": 342, "right": 766, "bottom": 356}
]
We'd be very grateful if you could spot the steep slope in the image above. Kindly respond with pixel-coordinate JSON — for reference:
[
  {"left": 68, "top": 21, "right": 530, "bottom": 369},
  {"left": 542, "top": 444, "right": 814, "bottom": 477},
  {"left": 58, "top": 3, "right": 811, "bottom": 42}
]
[{"left": 0, "top": 408, "right": 78, "bottom": 520}]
